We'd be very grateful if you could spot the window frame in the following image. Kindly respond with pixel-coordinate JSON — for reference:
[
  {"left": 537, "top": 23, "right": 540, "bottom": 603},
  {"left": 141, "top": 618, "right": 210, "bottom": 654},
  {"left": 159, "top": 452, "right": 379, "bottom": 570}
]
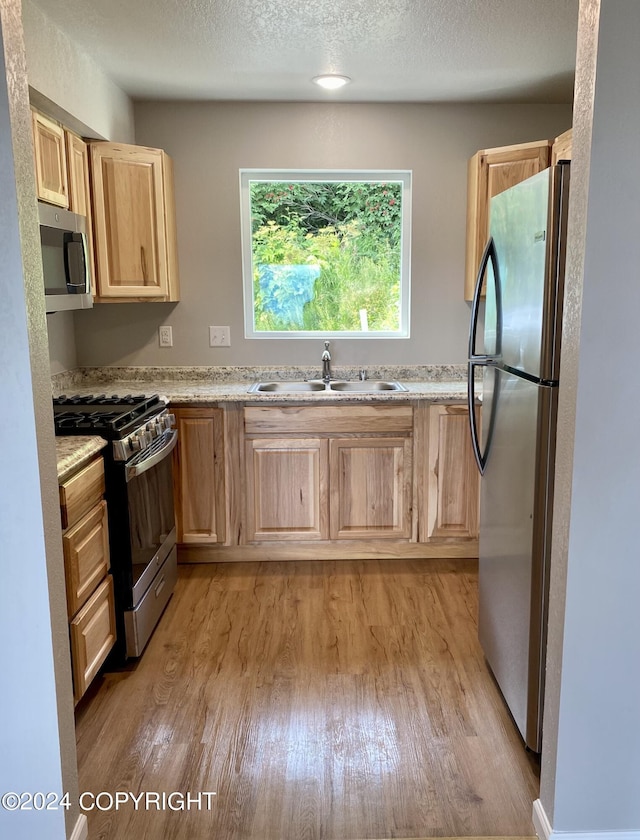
[{"left": 239, "top": 169, "right": 412, "bottom": 339}]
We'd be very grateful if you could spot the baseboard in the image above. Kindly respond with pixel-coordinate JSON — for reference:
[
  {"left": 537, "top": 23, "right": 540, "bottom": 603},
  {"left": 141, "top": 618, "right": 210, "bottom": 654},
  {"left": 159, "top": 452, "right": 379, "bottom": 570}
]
[
  {"left": 533, "top": 799, "right": 553, "bottom": 840},
  {"left": 69, "top": 813, "right": 88, "bottom": 840},
  {"left": 178, "top": 540, "right": 479, "bottom": 563},
  {"left": 533, "top": 798, "right": 640, "bottom": 840}
]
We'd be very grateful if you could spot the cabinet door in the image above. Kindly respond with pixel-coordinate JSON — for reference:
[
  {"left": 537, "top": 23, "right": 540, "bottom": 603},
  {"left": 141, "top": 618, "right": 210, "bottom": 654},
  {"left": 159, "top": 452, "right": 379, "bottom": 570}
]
[
  {"left": 32, "top": 111, "right": 69, "bottom": 208},
  {"left": 70, "top": 575, "right": 116, "bottom": 704},
  {"left": 329, "top": 437, "right": 412, "bottom": 540},
  {"left": 65, "top": 131, "right": 96, "bottom": 295},
  {"left": 425, "top": 405, "right": 479, "bottom": 541},
  {"left": 90, "top": 142, "right": 178, "bottom": 300},
  {"left": 173, "top": 409, "right": 226, "bottom": 544},
  {"left": 245, "top": 438, "right": 329, "bottom": 540},
  {"left": 465, "top": 139, "right": 551, "bottom": 301}
]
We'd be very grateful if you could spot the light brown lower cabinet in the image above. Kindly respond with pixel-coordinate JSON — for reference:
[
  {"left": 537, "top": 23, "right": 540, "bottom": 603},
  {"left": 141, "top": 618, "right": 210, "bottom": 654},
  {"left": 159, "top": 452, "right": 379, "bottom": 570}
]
[
  {"left": 172, "top": 401, "right": 479, "bottom": 557},
  {"left": 62, "top": 499, "right": 110, "bottom": 617},
  {"left": 242, "top": 405, "right": 414, "bottom": 543},
  {"left": 245, "top": 438, "right": 329, "bottom": 540},
  {"left": 59, "top": 455, "right": 116, "bottom": 703},
  {"left": 329, "top": 437, "right": 412, "bottom": 539},
  {"left": 424, "top": 404, "right": 480, "bottom": 540},
  {"left": 70, "top": 576, "right": 116, "bottom": 703},
  {"left": 173, "top": 408, "right": 226, "bottom": 543}
]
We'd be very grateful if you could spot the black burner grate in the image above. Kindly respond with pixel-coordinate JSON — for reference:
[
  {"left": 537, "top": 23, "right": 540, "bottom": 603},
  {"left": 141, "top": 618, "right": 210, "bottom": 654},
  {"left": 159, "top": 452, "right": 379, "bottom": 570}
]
[{"left": 52, "top": 394, "right": 163, "bottom": 436}]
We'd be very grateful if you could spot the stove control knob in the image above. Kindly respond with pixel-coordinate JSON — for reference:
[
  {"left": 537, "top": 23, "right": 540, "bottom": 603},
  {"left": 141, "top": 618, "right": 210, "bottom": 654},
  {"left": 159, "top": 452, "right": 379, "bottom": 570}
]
[
  {"left": 164, "top": 413, "right": 176, "bottom": 429},
  {"left": 129, "top": 433, "right": 142, "bottom": 452}
]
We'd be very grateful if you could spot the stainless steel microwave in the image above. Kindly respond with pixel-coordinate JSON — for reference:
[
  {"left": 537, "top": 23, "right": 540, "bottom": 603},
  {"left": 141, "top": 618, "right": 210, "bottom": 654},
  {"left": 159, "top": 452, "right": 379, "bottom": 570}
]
[{"left": 39, "top": 201, "right": 93, "bottom": 313}]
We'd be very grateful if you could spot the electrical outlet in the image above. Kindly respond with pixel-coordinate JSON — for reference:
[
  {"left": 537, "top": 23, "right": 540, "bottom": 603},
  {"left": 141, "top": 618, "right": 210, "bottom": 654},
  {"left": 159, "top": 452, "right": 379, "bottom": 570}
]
[
  {"left": 159, "top": 325, "right": 173, "bottom": 347},
  {"left": 209, "top": 326, "right": 231, "bottom": 347}
]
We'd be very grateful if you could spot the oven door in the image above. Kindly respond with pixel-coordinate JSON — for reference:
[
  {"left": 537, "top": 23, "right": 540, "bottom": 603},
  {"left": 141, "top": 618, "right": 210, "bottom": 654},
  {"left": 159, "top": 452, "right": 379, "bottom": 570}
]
[{"left": 125, "top": 429, "right": 178, "bottom": 606}]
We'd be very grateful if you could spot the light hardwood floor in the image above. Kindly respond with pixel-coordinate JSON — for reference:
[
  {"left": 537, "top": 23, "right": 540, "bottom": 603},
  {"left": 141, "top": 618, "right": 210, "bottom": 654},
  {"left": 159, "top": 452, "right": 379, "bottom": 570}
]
[{"left": 75, "top": 559, "right": 539, "bottom": 839}]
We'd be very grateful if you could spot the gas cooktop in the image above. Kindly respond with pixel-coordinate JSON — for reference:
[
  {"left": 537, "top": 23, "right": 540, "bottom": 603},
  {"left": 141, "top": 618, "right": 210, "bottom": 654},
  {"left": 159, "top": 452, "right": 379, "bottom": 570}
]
[{"left": 52, "top": 394, "right": 164, "bottom": 437}]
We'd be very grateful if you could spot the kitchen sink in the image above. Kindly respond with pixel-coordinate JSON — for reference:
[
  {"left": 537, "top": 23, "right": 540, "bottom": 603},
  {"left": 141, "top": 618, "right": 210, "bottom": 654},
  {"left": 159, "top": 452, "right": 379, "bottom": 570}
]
[
  {"left": 248, "top": 381, "right": 326, "bottom": 393},
  {"left": 328, "top": 380, "right": 407, "bottom": 392},
  {"left": 248, "top": 380, "right": 407, "bottom": 393}
]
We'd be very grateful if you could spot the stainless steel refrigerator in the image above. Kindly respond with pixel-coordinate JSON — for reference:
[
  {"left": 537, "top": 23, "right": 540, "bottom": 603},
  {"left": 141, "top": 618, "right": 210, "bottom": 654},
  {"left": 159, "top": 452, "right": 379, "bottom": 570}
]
[{"left": 467, "top": 161, "right": 570, "bottom": 752}]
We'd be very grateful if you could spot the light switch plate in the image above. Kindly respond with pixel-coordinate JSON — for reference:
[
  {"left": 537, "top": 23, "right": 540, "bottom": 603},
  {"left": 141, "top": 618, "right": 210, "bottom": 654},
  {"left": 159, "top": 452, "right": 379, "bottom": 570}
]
[{"left": 210, "top": 326, "right": 231, "bottom": 347}]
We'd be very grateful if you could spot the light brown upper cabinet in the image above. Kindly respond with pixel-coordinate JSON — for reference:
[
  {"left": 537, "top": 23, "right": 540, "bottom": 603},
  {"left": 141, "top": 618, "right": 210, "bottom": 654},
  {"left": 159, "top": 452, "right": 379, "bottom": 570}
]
[
  {"left": 32, "top": 110, "right": 69, "bottom": 208},
  {"left": 89, "top": 142, "right": 180, "bottom": 302},
  {"left": 551, "top": 128, "right": 573, "bottom": 164},
  {"left": 65, "top": 131, "right": 96, "bottom": 295},
  {"left": 464, "top": 139, "right": 552, "bottom": 301}
]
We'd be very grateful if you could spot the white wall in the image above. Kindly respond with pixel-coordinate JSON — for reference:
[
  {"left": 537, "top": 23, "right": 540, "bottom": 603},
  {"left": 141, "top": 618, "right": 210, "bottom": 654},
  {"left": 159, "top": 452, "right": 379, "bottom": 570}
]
[
  {"left": 73, "top": 100, "right": 572, "bottom": 369},
  {"left": 0, "top": 2, "right": 79, "bottom": 838},
  {"left": 539, "top": 0, "right": 640, "bottom": 832}
]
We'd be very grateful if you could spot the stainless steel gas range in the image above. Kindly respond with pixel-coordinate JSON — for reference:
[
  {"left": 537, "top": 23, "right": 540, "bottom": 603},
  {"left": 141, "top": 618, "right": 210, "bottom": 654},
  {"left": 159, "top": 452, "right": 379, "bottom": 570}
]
[{"left": 53, "top": 393, "right": 178, "bottom": 659}]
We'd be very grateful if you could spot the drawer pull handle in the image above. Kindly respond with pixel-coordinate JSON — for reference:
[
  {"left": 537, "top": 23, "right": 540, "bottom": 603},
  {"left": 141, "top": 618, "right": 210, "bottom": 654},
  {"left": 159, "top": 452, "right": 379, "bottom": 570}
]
[{"left": 155, "top": 576, "right": 166, "bottom": 599}]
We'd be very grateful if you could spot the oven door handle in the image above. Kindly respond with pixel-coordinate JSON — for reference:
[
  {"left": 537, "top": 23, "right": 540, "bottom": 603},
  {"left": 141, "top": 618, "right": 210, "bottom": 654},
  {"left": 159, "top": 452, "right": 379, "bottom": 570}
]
[{"left": 125, "top": 430, "right": 178, "bottom": 482}]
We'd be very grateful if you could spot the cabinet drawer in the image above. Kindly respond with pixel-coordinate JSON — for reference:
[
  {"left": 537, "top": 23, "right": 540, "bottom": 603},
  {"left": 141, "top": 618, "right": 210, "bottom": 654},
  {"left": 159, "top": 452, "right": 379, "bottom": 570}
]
[
  {"left": 63, "top": 500, "right": 110, "bottom": 617},
  {"left": 70, "top": 575, "right": 116, "bottom": 704},
  {"left": 60, "top": 457, "right": 105, "bottom": 528},
  {"left": 244, "top": 404, "right": 413, "bottom": 435}
]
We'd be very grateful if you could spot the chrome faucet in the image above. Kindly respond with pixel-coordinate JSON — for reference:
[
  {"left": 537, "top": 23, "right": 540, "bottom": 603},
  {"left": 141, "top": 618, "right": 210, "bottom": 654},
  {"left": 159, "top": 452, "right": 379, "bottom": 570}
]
[{"left": 321, "top": 340, "right": 332, "bottom": 383}]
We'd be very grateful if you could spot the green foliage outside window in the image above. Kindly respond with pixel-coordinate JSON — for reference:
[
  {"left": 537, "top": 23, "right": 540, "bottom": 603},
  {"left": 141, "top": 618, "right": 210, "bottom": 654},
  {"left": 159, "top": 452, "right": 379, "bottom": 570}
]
[{"left": 248, "top": 179, "right": 405, "bottom": 333}]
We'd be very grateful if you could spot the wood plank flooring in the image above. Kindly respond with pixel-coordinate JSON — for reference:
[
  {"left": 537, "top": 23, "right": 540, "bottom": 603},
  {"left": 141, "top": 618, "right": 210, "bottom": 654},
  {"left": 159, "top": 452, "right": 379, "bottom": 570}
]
[{"left": 75, "top": 559, "right": 539, "bottom": 840}]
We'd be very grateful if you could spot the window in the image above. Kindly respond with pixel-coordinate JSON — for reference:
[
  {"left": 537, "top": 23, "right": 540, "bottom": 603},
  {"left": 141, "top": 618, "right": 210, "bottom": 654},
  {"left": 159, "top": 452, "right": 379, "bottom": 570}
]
[{"left": 240, "top": 170, "right": 411, "bottom": 338}]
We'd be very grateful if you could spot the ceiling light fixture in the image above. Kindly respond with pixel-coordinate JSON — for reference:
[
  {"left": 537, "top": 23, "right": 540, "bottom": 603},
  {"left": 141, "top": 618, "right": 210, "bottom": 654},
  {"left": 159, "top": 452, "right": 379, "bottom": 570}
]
[{"left": 312, "top": 74, "right": 351, "bottom": 90}]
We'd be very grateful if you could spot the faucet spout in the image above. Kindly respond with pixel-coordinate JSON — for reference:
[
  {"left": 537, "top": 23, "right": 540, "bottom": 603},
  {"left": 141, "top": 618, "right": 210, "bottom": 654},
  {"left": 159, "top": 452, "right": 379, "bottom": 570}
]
[{"left": 321, "top": 340, "right": 331, "bottom": 383}]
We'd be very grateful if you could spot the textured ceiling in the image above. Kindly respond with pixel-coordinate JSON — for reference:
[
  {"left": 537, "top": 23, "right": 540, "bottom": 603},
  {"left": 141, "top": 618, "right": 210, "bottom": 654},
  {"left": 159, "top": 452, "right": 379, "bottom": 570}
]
[{"left": 28, "top": 0, "right": 579, "bottom": 103}]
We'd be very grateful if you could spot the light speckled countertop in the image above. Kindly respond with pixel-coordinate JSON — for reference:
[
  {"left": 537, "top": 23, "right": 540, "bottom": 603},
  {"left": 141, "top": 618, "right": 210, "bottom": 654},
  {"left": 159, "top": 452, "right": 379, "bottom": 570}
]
[
  {"left": 56, "top": 436, "right": 107, "bottom": 483},
  {"left": 52, "top": 365, "right": 473, "bottom": 406}
]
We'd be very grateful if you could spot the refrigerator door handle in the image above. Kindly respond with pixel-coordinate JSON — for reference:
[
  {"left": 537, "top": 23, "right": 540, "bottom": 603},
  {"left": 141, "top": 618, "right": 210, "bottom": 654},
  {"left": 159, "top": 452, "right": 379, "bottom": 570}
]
[
  {"left": 468, "top": 362, "right": 485, "bottom": 474},
  {"left": 468, "top": 236, "right": 502, "bottom": 364}
]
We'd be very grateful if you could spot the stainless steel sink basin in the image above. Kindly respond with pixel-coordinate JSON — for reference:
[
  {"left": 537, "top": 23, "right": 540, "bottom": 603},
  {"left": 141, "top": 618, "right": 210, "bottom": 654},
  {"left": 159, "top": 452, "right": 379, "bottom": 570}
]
[
  {"left": 248, "top": 379, "right": 407, "bottom": 393},
  {"left": 328, "top": 380, "right": 407, "bottom": 392},
  {"left": 248, "top": 381, "right": 326, "bottom": 393}
]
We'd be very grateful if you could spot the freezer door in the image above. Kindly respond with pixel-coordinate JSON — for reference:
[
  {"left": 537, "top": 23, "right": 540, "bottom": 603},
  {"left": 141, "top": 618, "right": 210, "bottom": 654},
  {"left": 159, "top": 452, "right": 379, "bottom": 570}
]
[
  {"left": 478, "top": 367, "right": 556, "bottom": 751},
  {"left": 489, "top": 168, "right": 551, "bottom": 380}
]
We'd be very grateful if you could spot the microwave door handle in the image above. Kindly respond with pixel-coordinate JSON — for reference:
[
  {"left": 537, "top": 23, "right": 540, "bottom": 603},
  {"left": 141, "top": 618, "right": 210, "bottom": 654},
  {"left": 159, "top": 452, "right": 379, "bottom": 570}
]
[{"left": 63, "top": 233, "right": 88, "bottom": 290}]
